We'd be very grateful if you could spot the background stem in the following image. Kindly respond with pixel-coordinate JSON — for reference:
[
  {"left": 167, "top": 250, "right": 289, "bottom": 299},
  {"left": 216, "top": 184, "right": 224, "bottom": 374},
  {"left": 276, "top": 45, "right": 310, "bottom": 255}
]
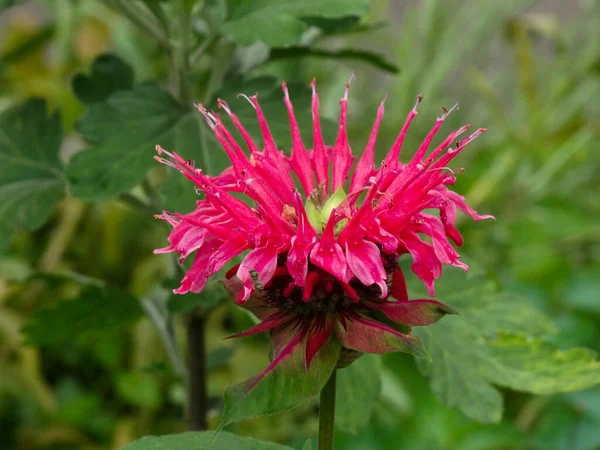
[
  {"left": 318, "top": 370, "right": 337, "bottom": 450},
  {"left": 186, "top": 312, "right": 208, "bottom": 430}
]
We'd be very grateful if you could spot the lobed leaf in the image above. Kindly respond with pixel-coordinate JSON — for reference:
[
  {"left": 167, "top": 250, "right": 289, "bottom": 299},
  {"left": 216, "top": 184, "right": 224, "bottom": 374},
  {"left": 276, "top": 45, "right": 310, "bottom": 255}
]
[
  {"left": 0, "top": 99, "right": 66, "bottom": 251},
  {"left": 412, "top": 267, "right": 600, "bottom": 423},
  {"left": 67, "top": 83, "right": 191, "bottom": 200}
]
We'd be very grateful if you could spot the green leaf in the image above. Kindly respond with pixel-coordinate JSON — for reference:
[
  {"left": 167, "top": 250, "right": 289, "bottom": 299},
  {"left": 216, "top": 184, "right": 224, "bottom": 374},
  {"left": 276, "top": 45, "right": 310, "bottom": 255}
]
[
  {"left": 412, "top": 268, "right": 600, "bottom": 424},
  {"left": 0, "top": 99, "right": 66, "bottom": 251},
  {"left": 72, "top": 54, "right": 134, "bottom": 105},
  {"left": 67, "top": 83, "right": 193, "bottom": 200},
  {"left": 219, "top": 336, "right": 341, "bottom": 427},
  {"left": 207, "top": 346, "right": 238, "bottom": 371},
  {"left": 221, "top": 0, "right": 370, "bottom": 47},
  {"left": 269, "top": 47, "right": 399, "bottom": 74},
  {"left": 117, "top": 371, "right": 161, "bottom": 407},
  {"left": 301, "top": 439, "right": 313, "bottom": 450},
  {"left": 122, "top": 431, "right": 294, "bottom": 450},
  {"left": 22, "top": 284, "right": 142, "bottom": 347},
  {"left": 335, "top": 354, "right": 382, "bottom": 434},
  {"left": 301, "top": 16, "right": 387, "bottom": 36}
]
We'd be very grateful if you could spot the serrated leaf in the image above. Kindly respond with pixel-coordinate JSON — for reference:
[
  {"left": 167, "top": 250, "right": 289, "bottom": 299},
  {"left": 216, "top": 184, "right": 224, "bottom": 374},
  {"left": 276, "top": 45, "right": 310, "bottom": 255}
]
[
  {"left": 67, "top": 83, "right": 194, "bottom": 200},
  {"left": 72, "top": 54, "right": 134, "bottom": 104},
  {"left": 335, "top": 354, "right": 382, "bottom": 434},
  {"left": 412, "top": 267, "right": 600, "bottom": 423},
  {"left": 219, "top": 336, "right": 341, "bottom": 427},
  {"left": 22, "top": 284, "right": 142, "bottom": 347},
  {"left": 0, "top": 99, "right": 66, "bottom": 251},
  {"left": 221, "top": 0, "right": 370, "bottom": 46},
  {"left": 269, "top": 47, "right": 399, "bottom": 74},
  {"left": 122, "top": 431, "right": 293, "bottom": 450}
]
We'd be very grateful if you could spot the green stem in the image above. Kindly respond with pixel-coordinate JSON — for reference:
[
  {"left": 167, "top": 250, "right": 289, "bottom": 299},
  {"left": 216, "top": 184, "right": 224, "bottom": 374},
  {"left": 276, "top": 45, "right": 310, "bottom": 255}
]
[
  {"left": 102, "top": 0, "right": 170, "bottom": 51},
  {"left": 176, "top": 0, "right": 192, "bottom": 101},
  {"left": 140, "top": 296, "right": 187, "bottom": 379},
  {"left": 187, "top": 312, "right": 209, "bottom": 430},
  {"left": 318, "top": 370, "right": 337, "bottom": 450}
]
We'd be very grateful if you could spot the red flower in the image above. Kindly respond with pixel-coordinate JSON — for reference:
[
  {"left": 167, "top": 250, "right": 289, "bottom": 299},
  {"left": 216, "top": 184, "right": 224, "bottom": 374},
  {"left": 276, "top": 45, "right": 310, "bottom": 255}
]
[{"left": 155, "top": 77, "right": 492, "bottom": 386}]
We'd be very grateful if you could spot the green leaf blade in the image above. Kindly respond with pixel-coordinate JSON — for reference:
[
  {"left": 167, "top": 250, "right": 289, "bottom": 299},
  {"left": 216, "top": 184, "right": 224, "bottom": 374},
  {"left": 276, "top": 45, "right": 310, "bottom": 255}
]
[
  {"left": 221, "top": 0, "right": 370, "bottom": 46},
  {"left": 219, "top": 337, "right": 341, "bottom": 427},
  {"left": 0, "top": 99, "right": 66, "bottom": 251},
  {"left": 335, "top": 354, "right": 382, "bottom": 434},
  {"left": 122, "top": 431, "right": 294, "bottom": 450},
  {"left": 67, "top": 83, "right": 189, "bottom": 200},
  {"left": 22, "top": 283, "right": 142, "bottom": 347}
]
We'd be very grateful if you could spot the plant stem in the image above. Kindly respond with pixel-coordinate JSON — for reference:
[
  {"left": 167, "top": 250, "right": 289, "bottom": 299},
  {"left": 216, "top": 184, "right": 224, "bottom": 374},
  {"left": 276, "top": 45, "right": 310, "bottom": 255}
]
[
  {"left": 186, "top": 312, "right": 209, "bottom": 430},
  {"left": 141, "top": 297, "right": 187, "bottom": 379},
  {"left": 177, "top": 0, "right": 192, "bottom": 101},
  {"left": 102, "top": 0, "right": 170, "bottom": 51},
  {"left": 318, "top": 370, "right": 337, "bottom": 450}
]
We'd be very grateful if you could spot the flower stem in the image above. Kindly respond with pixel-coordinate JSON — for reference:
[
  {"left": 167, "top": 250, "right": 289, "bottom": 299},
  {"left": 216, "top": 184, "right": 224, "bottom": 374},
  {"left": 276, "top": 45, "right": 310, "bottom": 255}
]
[
  {"left": 187, "top": 312, "right": 208, "bottom": 430},
  {"left": 318, "top": 370, "right": 337, "bottom": 450}
]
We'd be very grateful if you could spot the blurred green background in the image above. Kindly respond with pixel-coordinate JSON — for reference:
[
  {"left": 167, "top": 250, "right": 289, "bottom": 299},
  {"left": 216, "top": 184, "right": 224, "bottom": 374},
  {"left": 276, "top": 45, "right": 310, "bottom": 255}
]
[{"left": 0, "top": 0, "right": 599, "bottom": 449}]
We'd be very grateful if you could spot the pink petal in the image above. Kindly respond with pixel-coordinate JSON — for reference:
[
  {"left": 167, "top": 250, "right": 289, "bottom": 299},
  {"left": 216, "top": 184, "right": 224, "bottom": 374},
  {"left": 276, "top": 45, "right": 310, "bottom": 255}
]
[
  {"left": 350, "top": 97, "right": 385, "bottom": 191},
  {"left": 331, "top": 81, "right": 354, "bottom": 192},
  {"left": 335, "top": 314, "right": 426, "bottom": 357},
  {"left": 399, "top": 230, "right": 442, "bottom": 297},
  {"left": 391, "top": 268, "right": 408, "bottom": 302},
  {"left": 437, "top": 186, "right": 495, "bottom": 222},
  {"left": 345, "top": 238, "right": 388, "bottom": 297},
  {"left": 374, "top": 299, "right": 457, "bottom": 326},
  {"left": 174, "top": 239, "right": 221, "bottom": 294},
  {"left": 310, "top": 215, "right": 350, "bottom": 283},
  {"left": 310, "top": 79, "right": 329, "bottom": 193},
  {"left": 383, "top": 95, "right": 421, "bottom": 166},
  {"left": 282, "top": 82, "right": 315, "bottom": 195},
  {"left": 236, "top": 245, "right": 280, "bottom": 303},
  {"left": 208, "top": 233, "right": 251, "bottom": 274}
]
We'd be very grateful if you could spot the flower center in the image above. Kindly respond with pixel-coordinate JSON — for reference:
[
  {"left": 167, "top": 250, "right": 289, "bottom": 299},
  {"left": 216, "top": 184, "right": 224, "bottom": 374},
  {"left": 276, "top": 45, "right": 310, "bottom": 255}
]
[{"left": 305, "top": 186, "right": 348, "bottom": 234}]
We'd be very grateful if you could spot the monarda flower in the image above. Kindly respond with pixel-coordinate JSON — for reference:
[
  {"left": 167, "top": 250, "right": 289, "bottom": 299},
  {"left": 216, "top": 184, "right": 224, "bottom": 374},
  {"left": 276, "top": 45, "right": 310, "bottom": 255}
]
[{"left": 155, "top": 77, "right": 492, "bottom": 388}]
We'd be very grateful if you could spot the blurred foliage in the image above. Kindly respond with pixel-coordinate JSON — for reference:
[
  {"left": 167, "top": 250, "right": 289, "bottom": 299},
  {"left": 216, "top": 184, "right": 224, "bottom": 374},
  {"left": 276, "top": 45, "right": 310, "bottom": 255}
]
[{"left": 0, "top": 0, "right": 599, "bottom": 449}]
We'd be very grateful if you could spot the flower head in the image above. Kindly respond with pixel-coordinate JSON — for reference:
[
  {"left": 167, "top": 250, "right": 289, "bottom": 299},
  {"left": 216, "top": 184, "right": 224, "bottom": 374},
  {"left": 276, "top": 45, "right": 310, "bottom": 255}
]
[{"left": 155, "top": 76, "right": 492, "bottom": 386}]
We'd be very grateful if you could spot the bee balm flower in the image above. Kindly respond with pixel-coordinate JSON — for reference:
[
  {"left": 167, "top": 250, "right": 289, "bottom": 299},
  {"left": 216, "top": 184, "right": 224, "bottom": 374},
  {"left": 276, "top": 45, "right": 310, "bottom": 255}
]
[{"left": 155, "top": 77, "right": 492, "bottom": 386}]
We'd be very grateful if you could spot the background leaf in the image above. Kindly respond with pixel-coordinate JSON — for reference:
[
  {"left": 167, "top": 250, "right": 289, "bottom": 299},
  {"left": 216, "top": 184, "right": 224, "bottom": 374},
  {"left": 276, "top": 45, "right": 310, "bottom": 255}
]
[
  {"left": 221, "top": 0, "right": 371, "bottom": 46},
  {"left": 335, "top": 354, "right": 382, "bottom": 434},
  {"left": 0, "top": 99, "right": 66, "bottom": 251},
  {"left": 72, "top": 54, "right": 134, "bottom": 105},
  {"left": 122, "top": 431, "right": 294, "bottom": 450},
  {"left": 412, "top": 268, "right": 600, "bottom": 423},
  {"left": 67, "top": 83, "right": 191, "bottom": 200},
  {"left": 269, "top": 47, "right": 399, "bottom": 74},
  {"left": 22, "top": 283, "right": 142, "bottom": 347}
]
